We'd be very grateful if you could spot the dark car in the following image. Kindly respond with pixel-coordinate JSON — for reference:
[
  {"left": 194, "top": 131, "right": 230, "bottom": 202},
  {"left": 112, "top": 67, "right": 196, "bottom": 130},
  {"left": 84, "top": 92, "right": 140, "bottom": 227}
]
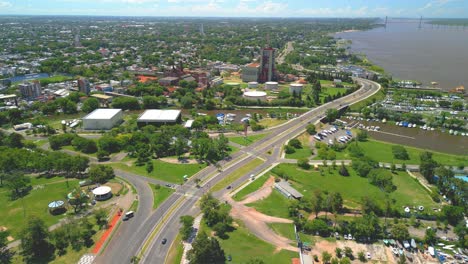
[
  {"left": 226, "top": 185, "right": 232, "bottom": 190},
  {"left": 162, "top": 238, "right": 167, "bottom": 245},
  {"left": 227, "top": 255, "right": 232, "bottom": 261}
]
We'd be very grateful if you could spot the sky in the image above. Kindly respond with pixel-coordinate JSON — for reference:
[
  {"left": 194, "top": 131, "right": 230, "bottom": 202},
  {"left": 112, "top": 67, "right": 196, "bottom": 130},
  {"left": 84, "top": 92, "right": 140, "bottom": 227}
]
[{"left": 0, "top": 0, "right": 467, "bottom": 18}]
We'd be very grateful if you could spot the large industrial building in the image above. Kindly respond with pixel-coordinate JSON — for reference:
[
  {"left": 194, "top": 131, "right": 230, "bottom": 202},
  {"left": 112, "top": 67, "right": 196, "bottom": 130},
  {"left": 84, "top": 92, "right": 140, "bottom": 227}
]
[
  {"left": 258, "top": 47, "right": 277, "bottom": 83},
  {"left": 137, "top": 109, "right": 182, "bottom": 126},
  {"left": 82, "top": 108, "right": 123, "bottom": 130},
  {"left": 241, "top": 63, "right": 260, "bottom": 82}
]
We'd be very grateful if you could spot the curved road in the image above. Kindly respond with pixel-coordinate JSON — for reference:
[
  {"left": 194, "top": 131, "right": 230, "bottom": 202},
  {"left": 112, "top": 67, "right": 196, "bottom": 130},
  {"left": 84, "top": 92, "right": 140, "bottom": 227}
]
[{"left": 95, "top": 78, "right": 381, "bottom": 264}]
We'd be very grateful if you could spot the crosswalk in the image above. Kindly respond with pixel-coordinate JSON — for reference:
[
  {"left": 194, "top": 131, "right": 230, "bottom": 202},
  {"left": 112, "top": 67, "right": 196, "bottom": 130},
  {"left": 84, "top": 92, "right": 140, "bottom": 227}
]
[{"left": 78, "top": 254, "right": 95, "bottom": 264}]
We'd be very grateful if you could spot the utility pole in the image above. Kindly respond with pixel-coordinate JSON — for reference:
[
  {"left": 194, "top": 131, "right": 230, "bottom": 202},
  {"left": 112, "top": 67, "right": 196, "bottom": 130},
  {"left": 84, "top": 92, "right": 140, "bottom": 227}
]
[{"left": 418, "top": 16, "right": 423, "bottom": 30}]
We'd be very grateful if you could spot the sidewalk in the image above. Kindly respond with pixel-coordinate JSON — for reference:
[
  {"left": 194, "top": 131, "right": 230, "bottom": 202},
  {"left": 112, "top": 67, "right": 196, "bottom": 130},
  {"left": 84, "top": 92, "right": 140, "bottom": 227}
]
[{"left": 180, "top": 214, "right": 203, "bottom": 264}]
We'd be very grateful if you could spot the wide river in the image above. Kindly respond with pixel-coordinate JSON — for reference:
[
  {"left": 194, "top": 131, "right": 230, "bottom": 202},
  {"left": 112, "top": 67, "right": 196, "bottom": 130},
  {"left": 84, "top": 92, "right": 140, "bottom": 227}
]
[{"left": 336, "top": 21, "right": 468, "bottom": 90}]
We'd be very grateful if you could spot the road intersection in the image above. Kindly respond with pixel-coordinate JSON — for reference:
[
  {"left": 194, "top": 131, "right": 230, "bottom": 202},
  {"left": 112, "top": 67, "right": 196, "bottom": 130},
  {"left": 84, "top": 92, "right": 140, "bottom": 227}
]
[{"left": 94, "top": 78, "right": 382, "bottom": 264}]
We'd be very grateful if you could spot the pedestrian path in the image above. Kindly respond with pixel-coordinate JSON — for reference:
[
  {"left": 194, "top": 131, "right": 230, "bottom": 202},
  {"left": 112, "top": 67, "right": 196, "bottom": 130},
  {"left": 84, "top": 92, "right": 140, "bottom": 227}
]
[
  {"left": 92, "top": 211, "right": 122, "bottom": 254},
  {"left": 180, "top": 214, "right": 203, "bottom": 264}
]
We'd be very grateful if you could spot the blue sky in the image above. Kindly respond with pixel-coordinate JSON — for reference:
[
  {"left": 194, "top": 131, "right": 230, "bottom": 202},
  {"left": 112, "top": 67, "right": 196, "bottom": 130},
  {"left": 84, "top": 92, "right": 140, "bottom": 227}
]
[{"left": 0, "top": 0, "right": 466, "bottom": 17}]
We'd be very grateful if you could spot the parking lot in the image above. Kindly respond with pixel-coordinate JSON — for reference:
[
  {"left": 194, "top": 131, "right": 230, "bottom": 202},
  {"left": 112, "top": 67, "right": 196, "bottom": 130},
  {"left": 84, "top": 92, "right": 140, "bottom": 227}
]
[{"left": 313, "top": 125, "right": 354, "bottom": 146}]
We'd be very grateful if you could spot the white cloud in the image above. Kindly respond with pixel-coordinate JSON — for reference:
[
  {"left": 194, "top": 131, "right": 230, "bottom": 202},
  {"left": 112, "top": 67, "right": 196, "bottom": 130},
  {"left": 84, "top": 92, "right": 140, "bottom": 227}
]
[
  {"left": 420, "top": 0, "right": 456, "bottom": 11},
  {"left": 295, "top": 6, "right": 370, "bottom": 17},
  {"left": 0, "top": 1, "right": 12, "bottom": 8}
]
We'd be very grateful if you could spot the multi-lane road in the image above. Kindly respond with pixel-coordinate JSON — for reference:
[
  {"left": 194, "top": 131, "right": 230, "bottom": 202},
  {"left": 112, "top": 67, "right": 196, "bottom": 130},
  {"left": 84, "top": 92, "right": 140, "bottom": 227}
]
[{"left": 95, "top": 78, "right": 381, "bottom": 264}]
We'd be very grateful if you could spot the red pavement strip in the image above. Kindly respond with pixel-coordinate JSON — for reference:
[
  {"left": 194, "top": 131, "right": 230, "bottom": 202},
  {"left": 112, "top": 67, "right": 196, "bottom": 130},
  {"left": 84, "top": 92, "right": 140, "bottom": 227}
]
[{"left": 92, "top": 212, "right": 122, "bottom": 254}]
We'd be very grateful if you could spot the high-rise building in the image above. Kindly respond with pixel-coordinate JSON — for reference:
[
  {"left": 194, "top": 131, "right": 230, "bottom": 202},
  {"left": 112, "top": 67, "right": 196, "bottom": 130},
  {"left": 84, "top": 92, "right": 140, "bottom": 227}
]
[
  {"left": 78, "top": 78, "right": 90, "bottom": 94},
  {"left": 258, "top": 47, "right": 277, "bottom": 83},
  {"left": 19, "top": 81, "right": 41, "bottom": 99}
]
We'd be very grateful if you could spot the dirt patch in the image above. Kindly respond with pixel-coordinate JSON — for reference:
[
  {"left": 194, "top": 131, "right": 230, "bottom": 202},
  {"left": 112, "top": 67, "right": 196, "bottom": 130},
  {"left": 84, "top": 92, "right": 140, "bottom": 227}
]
[
  {"left": 239, "top": 176, "right": 275, "bottom": 205},
  {"left": 159, "top": 157, "right": 200, "bottom": 164},
  {"left": 7, "top": 236, "right": 14, "bottom": 242},
  {"left": 307, "top": 240, "right": 389, "bottom": 263},
  {"left": 0, "top": 226, "right": 7, "bottom": 232},
  {"left": 107, "top": 182, "right": 123, "bottom": 194}
]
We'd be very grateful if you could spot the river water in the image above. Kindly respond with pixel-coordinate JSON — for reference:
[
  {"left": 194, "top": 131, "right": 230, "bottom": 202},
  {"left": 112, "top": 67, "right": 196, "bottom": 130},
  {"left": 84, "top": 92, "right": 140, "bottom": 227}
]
[{"left": 336, "top": 20, "right": 468, "bottom": 90}]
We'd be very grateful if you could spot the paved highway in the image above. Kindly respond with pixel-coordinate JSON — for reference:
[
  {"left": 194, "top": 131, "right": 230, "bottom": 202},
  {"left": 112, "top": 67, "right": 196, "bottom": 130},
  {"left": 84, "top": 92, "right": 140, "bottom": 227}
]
[{"left": 95, "top": 78, "right": 381, "bottom": 264}]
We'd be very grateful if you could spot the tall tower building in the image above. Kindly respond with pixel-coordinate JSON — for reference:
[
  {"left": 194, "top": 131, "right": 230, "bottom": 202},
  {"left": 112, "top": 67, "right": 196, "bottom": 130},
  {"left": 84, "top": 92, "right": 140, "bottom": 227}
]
[
  {"left": 258, "top": 47, "right": 276, "bottom": 83},
  {"left": 78, "top": 78, "right": 90, "bottom": 95},
  {"left": 19, "top": 81, "right": 41, "bottom": 99}
]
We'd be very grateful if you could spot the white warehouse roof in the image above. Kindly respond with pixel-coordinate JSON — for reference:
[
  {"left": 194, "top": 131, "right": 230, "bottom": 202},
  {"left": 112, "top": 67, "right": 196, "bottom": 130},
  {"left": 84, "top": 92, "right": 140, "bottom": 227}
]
[
  {"left": 138, "top": 109, "right": 181, "bottom": 122},
  {"left": 83, "top": 108, "right": 122, "bottom": 120}
]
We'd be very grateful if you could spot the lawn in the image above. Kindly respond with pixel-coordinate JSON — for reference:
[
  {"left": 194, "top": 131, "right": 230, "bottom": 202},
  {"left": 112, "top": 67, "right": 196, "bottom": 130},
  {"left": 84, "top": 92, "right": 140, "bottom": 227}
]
[
  {"left": 268, "top": 223, "right": 296, "bottom": 241},
  {"left": 166, "top": 234, "right": 184, "bottom": 264},
  {"left": 228, "top": 133, "right": 269, "bottom": 146},
  {"left": 232, "top": 174, "right": 272, "bottom": 202},
  {"left": 285, "top": 132, "right": 313, "bottom": 160},
  {"left": 349, "top": 88, "right": 385, "bottom": 112},
  {"left": 211, "top": 158, "right": 264, "bottom": 192},
  {"left": 332, "top": 139, "right": 467, "bottom": 166},
  {"left": 0, "top": 177, "right": 80, "bottom": 238},
  {"left": 200, "top": 220, "right": 298, "bottom": 264},
  {"left": 272, "top": 164, "right": 438, "bottom": 211},
  {"left": 113, "top": 159, "right": 207, "bottom": 184},
  {"left": 148, "top": 183, "right": 174, "bottom": 209},
  {"left": 247, "top": 189, "right": 291, "bottom": 219},
  {"left": 258, "top": 118, "right": 287, "bottom": 128}
]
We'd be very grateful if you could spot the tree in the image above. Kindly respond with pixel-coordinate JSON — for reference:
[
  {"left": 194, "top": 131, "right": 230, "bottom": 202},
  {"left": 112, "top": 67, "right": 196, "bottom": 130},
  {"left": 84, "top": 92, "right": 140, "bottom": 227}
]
[
  {"left": 187, "top": 231, "right": 225, "bottom": 264},
  {"left": 356, "top": 130, "right": 368, "bottom": 141},
  {"left": 88, "top": 165, "right": 115, "bottom": 184},
  {"left": 111, "top": 97, "right": 140, "bottom": 110},
  {"left": 297, "top": 158, "right": 310, "bottom": 170},
  {"left": 51, "top": 228, "right": 68, "bottom": 256},
  {"left": 330, "top": 192, "right": 343, "bottom": 213},
  {"left": 288, "top": 139, "right": 302, "bottom": 149},
  {"left": 180, "top": 215, "right": 194, "bottom": 241},
  {"left": 441, "top": 205, "right": 464, "bottom": 226},
  {"left": 0, "top": 231, "right": 13, "bottom": 264},
  {"left": 81, "top": 97, "right": 99, "bottom": 113},
  {"left": 146, "top": 161, "right": 154, "bottom": 174},
  {"left": 391, "top": 223, "right": 410, "bottom": 242},
  {"left": 419, "top": 152, "right": 438, "bottom": 183},
  {"left": 95, "top": 209, "right": 108, "bottom": 229},
  {"left": 344, "top": 247, "right": 353, "bottom": 259},
  {"left": 335, "top": 247, "right": 342, "bottom": 258},
  {"left": 326, "top": 108, "right": 339, "bottom": 122},
  {"left": 4, "top": 133, "right": 24, "bottom": 148},
  {"left": 5, "top": 173, "right": 31, "bottom": 200},
  {"left": 392, "top": 146, "right": 409, "bottom": 160},
  {"left": 306, "top": 124, "right": 316, "bottom": 135},
  {"left": 339, "top": 162, "right": 349, "bottom": 176},
  {"left": 454, "top": 222, "right": 467, "bottom": 248},
  {"left": 304, "top": 219, "right": 330, "bottom": 237},
  {"left": 424, "top": 227, "right": 437, "bottom": 245},
  {"left": 322, "top": 251, "right": 332, "bottom": 264},
  {"left": 20, "top": 216, "right": 54, "bottom": 263},
  {"left": 357, "top": 251, "right": 366, "bottom": 262}
]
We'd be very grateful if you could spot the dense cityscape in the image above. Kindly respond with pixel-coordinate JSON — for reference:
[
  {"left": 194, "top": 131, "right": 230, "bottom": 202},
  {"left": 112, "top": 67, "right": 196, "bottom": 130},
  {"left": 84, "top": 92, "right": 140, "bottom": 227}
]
[{"left": 0, "top": 4, "right": 467, "bottom": 264}]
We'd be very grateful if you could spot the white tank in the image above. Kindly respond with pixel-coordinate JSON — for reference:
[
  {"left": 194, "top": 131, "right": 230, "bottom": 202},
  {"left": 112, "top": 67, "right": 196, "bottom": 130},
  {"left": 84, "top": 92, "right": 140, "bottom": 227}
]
[
  {"left": 265, "top": 81, "right": 278, "bottom": 90},
  {"left": 248, "top": 82, "right": 258, "bottom": 88},
  {"left": 243, "top": 91, "right": 267, "bottom": 101},
  {"left": 225, "top": 82, "right": 240, "bottom": 89},
  {"left": 289, "top": 83, "right": 303, "bottom": 94}
]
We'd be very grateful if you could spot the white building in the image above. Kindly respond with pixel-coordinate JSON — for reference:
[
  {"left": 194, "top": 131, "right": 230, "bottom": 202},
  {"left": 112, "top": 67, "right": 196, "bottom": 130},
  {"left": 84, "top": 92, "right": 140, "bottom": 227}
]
[
  {"left": 137, "top": 109, "right": 182, "bottom": 126},
  {"left": 82, "top": 108, "right": 123, "bottom": 130}
]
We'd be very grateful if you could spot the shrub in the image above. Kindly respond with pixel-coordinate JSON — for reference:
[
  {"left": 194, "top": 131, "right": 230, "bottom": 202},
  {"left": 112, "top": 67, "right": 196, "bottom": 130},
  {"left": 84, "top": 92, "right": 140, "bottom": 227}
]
[
  {"left": 298, "top": 158, "right": 311, "bottom": 170},
  {"left": 285, "top": 145, "right": 296, "bottom": 154},
  {"left": 392, "top": 145, "right": 409, "bottom": 160},
  {"left": 288, "top": 138, "right": 302, "bottom": 149}
]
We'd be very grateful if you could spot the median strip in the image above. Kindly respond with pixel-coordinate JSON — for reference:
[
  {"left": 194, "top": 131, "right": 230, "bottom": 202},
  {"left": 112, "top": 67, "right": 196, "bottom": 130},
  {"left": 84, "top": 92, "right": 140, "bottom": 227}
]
[{"left": 137, "top": 195, "right": 186, "bottom": 260}]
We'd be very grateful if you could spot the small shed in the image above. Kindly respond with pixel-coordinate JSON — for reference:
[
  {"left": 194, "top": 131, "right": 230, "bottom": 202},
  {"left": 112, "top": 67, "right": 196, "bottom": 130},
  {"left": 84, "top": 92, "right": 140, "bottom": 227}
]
[
  {"left": 48, "top": 200, "right": 66, "bottom": 215},
  {"left": 274, "top": 181, "right": 303, "bottom": 199}
]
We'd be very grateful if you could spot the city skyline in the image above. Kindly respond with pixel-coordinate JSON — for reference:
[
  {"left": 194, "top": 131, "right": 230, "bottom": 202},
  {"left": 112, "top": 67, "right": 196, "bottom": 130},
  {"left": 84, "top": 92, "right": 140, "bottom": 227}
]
[{"left": 0, "top": 0, "right": 467, "bottom": 18}]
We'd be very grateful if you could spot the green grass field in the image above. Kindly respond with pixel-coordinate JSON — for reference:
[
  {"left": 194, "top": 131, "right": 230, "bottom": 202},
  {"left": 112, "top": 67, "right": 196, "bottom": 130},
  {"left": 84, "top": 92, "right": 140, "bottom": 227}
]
[
  {"left": 228, "top": 133, "right": 268, "bottom": 146},
  {"left": 258, "top": 118, "right": 287, "bottom": 128},
  {"left": 211, "top": 158, "right": 264, "bottom": 192},
  {"left": 200, "top": 220, "right": 297, "bottom": 264},
  {"left": 285, "top": 132, "right": 313, "bottom": 159},
  {"left": 247, "top": 189, "right": 291, "bottom": 219},
  {"left": 332, "top": 139, "right": 467, "bottom": 166},
  {"left": 149, "top": 183, "right": 174, "bottom": 209},
  {"left": 166, "top": 234, "right": 184, "bottom": 264},
  {"left": 232, "top": 174, "right": 272, "bottom": 202},
  {"left": 113, "top": 159, "right": 206, "bottom": 184},
  {"left": 272, "top": 164, "right": 438, "bottom": 211},
  {"left": 0, "top": 177, "right": 80, "bottom": 238},
  {"left": 349, "top": 88, "right": 385, "bottom": 112}
]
